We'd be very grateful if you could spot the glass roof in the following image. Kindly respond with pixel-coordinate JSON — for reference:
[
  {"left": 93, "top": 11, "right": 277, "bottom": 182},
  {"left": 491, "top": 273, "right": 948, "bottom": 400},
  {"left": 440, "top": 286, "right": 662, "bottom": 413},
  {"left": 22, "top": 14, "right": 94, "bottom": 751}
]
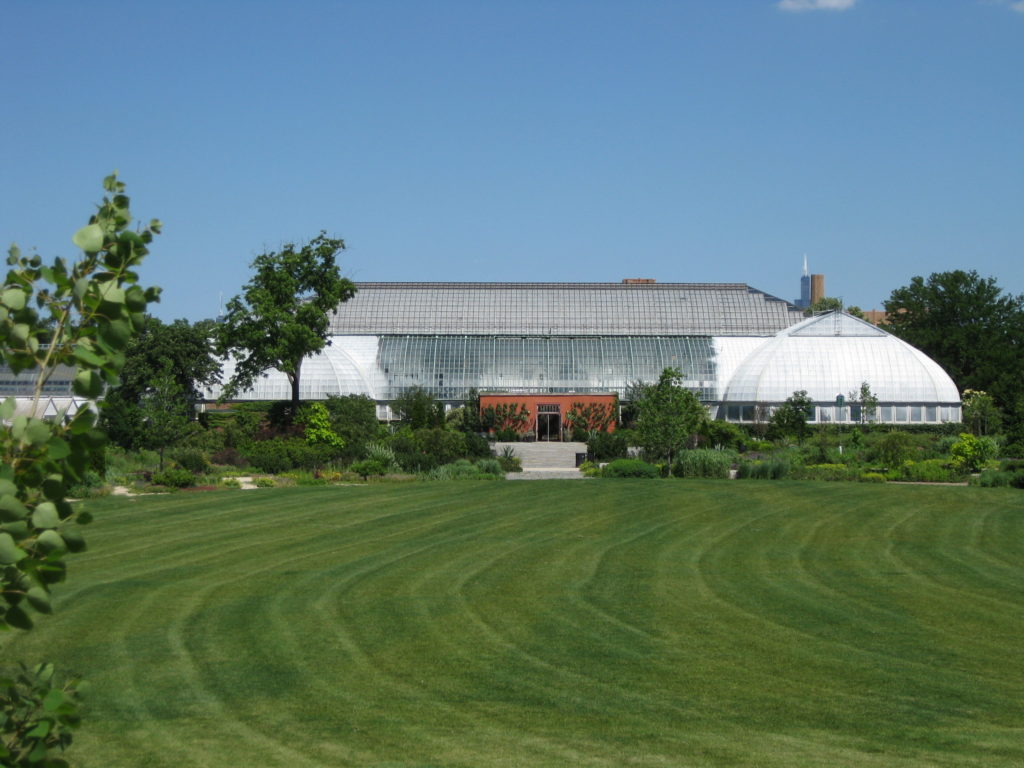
[{"left": 328, "top": 282, "right": 805, "bottom": 337}]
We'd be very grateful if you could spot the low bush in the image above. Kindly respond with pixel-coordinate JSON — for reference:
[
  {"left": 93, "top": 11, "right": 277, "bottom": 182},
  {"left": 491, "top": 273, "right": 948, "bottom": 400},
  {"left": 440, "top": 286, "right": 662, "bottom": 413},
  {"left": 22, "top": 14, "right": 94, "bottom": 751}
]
[
  {"left": 587, "top": 431, "right": 629, "bottom": 461},
  {"left": 221, "top": 477, "right": 242, "bottom": 488},
  {"left": 899, "top": 459, "right": 962, "bottom": 483},
  {"left": 67, "top": 470, "right": 107, "bottom": 498},
  {"left": 151, "top": 468, "right": 195, "bottom": 488},
  {"left": 427, "top": 459, "right": 503, "bottom": 481},
  {"left": 602, "top": 458, "right": 660, "bottom": 479},
  {"left": 672, "top": 449, "right": 734, "bottom": 479},
  {"left": 350, "top": 458, "right": 389, "bottom": 479},
  {"left": 464, "top": 432, "right": 493, "bottom": 459},
  {"left": 172, "top": 448, "right": 210, "bottom": 475},
  {"left": 210, "top": 446, "right": 248, "bottom": 467},
  {"left": 736, "top": 459, "right": 791, "bottom": 480},
  {"left": 253, "top": 477, "right": 276, "bottom": 488},
  {"left": 971, "top": 470, "right": 1015, "bottom": 488},
  {"left": 790, "top": 463, "right": 860, "bottom": 482},
  {"left": 496, "top": 445, "right": 522, "bottom": 473},
  {"left": 474, "top": 458, "right": 505, "bottom": 477},
  {"left": 578, "top": 460, "right": 601, "bottom": 478},
  {"left": 859, "top": 472, "right": 887, "bottom": 483},
  {"left": 241, "top": 439, "right": 339, "bottom": 474}
]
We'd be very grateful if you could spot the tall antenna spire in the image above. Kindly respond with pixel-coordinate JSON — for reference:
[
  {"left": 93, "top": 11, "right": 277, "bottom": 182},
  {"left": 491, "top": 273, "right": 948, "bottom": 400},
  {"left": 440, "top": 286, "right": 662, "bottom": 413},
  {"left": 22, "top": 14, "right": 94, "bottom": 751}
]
[{"left": 802, "top": 253, "right": 809, "bottom": 276}]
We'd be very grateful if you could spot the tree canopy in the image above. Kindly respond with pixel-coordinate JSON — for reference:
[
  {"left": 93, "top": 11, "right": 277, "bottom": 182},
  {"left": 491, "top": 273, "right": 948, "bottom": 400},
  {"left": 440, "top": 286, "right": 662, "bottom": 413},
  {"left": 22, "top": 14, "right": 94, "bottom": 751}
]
[
  {"left": 634, "top": 367, "right": 706, "bottom": 464},
  {"left": 218, "top": 232, "right": 356, "bottom": 417},
  {"left": 882, "top": 270, "right": 1024, "bottom": 414},
  {"left": 103, "top": 317, "right": 221, "bottom": 449}
]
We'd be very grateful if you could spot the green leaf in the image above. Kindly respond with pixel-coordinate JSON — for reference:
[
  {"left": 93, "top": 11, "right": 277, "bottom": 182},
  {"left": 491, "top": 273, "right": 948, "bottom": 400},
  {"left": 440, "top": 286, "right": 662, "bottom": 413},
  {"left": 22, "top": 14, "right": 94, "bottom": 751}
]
[
  {"left": 0, "top": 494, "right": 29, "bottom": 522},
  {"left": 76, "top": 511, "right": 93, "bottom": 525},
  {"left": 47, "top": 436, "right": 70, "bottom": 461},
  {"left": 43, "top": 688, "right": 67, "bottom": 711},
  {"left": 72, "top": 370, "right": 103, "bottom": 398},
  {"left": 4, "top": 603, "right": 33, "bottom": 630},
  {"left": 0, "top": 397, "right": 15, "bottom": 421},
  {"left": 26, "top": 719, "right": 52, "bottom": 738},
  {"left": 99, "top": 318, "right": 132, "bottom": 349},
  {"left": 0, "top": 532, "right": 27, "bottom": 564},
  {"left": 61, "top": 526, "right": 86, "bottom": 553},
  {"left": 0, "top": 479, "right": 16, "bottom": 497},
  {"left": 72, "top": 344, "right": 105, "bottom": 367},
  {"left": 26, "top": 586, "right": 52, "bottom": 614},
  {"left": 72, "top": 223, "right": 104, "bottom": 252},
  {"left": 25, "top": 418, "right": 51, "bottom": 447},
  {"left": 36, "top": 529, "right": 66, "bottom": 553},
  {"left": 1, "top": 287, "right": 26, "bottom": 310},
  {"left": 0, "top": 520, "right": 29, "bottom": 537},
  {"left": 31, "top": 502, "right": 61, "bottom": 529}
]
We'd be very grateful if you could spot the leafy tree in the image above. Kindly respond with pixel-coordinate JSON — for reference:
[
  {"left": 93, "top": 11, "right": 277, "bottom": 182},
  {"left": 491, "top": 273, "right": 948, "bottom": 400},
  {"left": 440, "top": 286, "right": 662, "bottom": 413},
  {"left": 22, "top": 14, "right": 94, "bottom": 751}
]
[
  {"left": 1, "top": 175, "right": 160, "bottom": 763},
  {"left": 322, "top": 394, "right": 379, "bottom": 458},
  {"left": 949, "top": 432, "right": 997, "bottom": 472},
  {"left": 218, "top": 232, "right": 356, "bottom": 419},
  {"left": 804, "top": 296, "right": 843, "bottom": 315},
  {"left": 882, "top": 270, "right": 1024, "bottom": 414},
  {"left": 874, "top": 430, "right": 915, "bottom": 468},
  {"left": 847, "top": 381, "right": 879, "bottom": 425},
  {"left": 102, "top": 317, "right": 220, "bottom": 449},
  {"left": 961, "top": 389, "right": 1002, "bottom": 437},
  {"left": 296, "top": 402, "right": 345, "bottom": 450},
  {"left": 635, "top": 367, "right": 707, "bottom": 464},
  {"left": 769, "top": 390, "right": 814, "bottom": 443},
  {"left": 137, "top": 370, "right": 191, "bottom": 471},
  {"left": 390, "top": 386, "right": 445, "bottom": 429}
]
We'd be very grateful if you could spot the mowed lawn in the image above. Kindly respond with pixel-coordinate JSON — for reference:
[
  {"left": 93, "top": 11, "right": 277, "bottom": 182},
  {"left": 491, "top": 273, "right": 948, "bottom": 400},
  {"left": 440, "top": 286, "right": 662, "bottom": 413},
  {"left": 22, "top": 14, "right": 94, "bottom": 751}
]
[{"left": 3, "top": 481, "right": 1023, "bottom": 767}]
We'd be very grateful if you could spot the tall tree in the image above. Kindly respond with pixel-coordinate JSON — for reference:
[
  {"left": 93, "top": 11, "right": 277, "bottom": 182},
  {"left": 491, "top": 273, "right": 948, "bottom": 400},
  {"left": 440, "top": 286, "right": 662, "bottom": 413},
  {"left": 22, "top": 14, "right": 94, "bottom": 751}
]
[
  {"left": 882, "top": 270, "right": 1024, "bottom": 413},
  {"left": 769, "top": 390, "right": 814, "bottom": 443},
  {"left": 635, "top": 367, "right": 707, "bottom": 464},
  {"left": 218, "top": 232, "right": 356, "bottom": 418},
  {"left": 102, "top": 317, "right": 221, "bottom": 449}
]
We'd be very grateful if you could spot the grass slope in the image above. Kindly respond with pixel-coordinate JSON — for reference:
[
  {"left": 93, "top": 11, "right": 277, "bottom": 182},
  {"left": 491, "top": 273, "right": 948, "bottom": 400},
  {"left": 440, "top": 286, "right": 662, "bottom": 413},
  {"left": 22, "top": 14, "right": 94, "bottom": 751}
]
[{"left": 3, "top": 481, "right": 1023, "bottom": 767}]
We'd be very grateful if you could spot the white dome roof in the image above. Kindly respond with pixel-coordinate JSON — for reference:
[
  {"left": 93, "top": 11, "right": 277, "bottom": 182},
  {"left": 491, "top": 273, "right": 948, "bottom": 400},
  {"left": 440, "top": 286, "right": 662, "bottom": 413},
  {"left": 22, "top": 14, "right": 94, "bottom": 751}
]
[{"left": 721, "top": 312, "right": 960, "bottom": 404}]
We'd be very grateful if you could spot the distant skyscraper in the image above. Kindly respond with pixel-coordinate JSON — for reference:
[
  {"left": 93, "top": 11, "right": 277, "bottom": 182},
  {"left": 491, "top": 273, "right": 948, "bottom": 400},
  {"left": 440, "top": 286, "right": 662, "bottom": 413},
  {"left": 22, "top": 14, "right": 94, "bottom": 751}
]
[{"left": 796, "top": 255, "right": 811, "bottom": 309}]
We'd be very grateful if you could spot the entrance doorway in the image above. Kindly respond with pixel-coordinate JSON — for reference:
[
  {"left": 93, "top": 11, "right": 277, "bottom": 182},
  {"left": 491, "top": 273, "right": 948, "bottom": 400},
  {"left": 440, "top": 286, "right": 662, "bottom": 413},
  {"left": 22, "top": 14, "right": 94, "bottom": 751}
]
[{"left": 536, "top": 405, "right": 561, "bottom": 441}]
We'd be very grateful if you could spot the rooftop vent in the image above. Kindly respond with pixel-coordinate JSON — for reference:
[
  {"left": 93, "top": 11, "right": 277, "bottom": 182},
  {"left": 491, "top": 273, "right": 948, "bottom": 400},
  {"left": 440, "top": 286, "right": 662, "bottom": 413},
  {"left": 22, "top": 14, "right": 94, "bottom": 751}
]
[{"left": 622, "top": 278, "right": 656, "bottom": 284}]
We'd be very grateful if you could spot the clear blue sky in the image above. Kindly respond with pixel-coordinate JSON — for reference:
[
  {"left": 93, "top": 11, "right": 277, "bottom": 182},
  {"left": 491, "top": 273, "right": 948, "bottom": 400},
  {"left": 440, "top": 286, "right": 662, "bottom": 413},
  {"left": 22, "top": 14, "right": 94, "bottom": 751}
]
[{"left": 3, "top": 0, "right": 1022, "bottom": 322}]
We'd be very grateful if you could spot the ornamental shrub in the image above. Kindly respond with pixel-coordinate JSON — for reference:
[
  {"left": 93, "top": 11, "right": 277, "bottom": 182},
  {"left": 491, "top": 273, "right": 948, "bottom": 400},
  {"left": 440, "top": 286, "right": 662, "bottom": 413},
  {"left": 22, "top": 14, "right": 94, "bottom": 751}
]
[
  {"left": 971, "top": 470, "right": 1014, "bottom": 488},
  {"left": 949, "top": 433, "right": 998, "bottom": 473},
  {"left": 672, "top": 449, "right": 734, "bottom": 479},
  {"left": 602, "top": 458, "right": 660, "bottom": 478},
  {"left": 587, "top": 431, "right": 629, "bottom": 461},
  {"left": 790, "top": 463, "right": 860, "bottom": 482},
  {"left": 350, "top": 458, "right": 388, "bottom": 479},
  {"left": 736, "top": 458, "right": 791, "bottom": 480},
  {"left": 171, "top": 448, "right": 210, "bottom": 475},
  {"left": 151, "top": 468, "right": 194, "bottom": 488},
  {"left": 900, "top": 458, "right": 961, "bottom": 483}
]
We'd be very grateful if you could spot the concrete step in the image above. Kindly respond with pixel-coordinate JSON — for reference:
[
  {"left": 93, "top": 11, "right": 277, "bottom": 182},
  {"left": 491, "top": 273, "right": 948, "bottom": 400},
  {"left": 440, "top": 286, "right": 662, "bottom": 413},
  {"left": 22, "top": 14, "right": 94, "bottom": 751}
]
[{"left": 493, "top": 441, "right": 588, "bottom": 470}]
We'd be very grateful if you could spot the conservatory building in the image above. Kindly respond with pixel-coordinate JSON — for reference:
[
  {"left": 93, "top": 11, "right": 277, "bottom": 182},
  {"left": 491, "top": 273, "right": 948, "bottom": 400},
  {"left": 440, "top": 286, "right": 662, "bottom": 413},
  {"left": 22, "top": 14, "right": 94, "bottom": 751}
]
[{"left": 206, "top": 281, "right": 961, "bottom": 425}]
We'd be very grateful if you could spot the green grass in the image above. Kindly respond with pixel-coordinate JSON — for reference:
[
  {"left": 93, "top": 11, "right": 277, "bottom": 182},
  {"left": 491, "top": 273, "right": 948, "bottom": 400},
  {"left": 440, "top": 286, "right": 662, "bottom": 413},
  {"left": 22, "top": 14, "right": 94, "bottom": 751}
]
[{"left": 3, "top": 481, "right": 1024, "bottom": 767}]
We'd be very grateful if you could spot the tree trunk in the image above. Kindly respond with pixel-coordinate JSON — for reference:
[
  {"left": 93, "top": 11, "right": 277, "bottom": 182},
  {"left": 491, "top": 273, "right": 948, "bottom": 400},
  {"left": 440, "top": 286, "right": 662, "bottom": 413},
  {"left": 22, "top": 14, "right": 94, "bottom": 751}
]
[{"left": 288, "top": 365, "right": 301, "bottom": 422}]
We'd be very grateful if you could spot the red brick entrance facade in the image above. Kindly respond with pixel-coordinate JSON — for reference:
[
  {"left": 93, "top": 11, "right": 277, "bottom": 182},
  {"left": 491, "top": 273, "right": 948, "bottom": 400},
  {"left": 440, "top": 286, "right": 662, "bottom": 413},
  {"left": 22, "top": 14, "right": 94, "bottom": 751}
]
[{"left": 478, "top": 393, "right": 617, "bottom": 440}]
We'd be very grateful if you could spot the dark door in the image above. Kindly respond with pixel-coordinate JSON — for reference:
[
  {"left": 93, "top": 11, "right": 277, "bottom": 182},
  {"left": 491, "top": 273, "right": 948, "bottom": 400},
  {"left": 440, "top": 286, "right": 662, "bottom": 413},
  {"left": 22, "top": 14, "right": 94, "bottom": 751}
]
[{"left": 537, "top": 411, "right": 561, "bottom": 441}]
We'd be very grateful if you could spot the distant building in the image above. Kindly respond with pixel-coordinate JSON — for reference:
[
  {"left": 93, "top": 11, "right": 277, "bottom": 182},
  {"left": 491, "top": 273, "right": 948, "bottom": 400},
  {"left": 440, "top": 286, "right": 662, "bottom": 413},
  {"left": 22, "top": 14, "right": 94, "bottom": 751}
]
[{"left": 206, "top": 279, "right": 962, "bottom": 428}]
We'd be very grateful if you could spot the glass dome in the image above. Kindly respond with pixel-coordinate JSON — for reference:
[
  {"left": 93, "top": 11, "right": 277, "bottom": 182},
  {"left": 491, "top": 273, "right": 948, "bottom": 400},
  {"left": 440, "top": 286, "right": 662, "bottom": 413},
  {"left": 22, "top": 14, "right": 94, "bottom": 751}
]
[{"left": 719, "top": 312, "right": 961, "bottom": 424}]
